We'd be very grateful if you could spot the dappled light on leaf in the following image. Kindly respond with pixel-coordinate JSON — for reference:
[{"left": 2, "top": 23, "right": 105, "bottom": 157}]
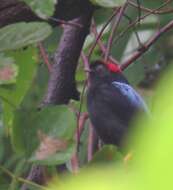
[
  {"left": 13, "top": 106, "right": 76, "bottom": 165},
  {"left": 0, "top": 22, "right": 52, "bottom": 51},
  {"left": 0, "top": 58, "right": 18, "bottom": 85},
  {"left": 0, "top": 54, "right": 18, "bottom": 85},
  {"left": 35, "top": 130, "right": 68, "bottom": 160}
]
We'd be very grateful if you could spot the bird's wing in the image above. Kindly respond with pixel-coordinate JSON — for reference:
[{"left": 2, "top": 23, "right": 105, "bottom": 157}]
[{"left": 112, "top": 81, "right": 149, "bottom": 113}]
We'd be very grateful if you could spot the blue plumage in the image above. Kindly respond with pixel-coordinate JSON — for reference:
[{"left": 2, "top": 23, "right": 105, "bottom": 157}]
[
  {"left": 112, "top": 81, "right": 149, "bottom": 113},
  {"left": 87, "top": 61, "right": 149, "bottom": 146}
]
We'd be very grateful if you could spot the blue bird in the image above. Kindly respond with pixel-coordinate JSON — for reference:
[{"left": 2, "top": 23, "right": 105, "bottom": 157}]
[{"left": 87, "top": 60, "right": 148, "bottom": 146}]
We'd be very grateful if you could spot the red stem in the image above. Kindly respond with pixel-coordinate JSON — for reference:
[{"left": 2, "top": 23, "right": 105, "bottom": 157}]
[
  {"left": 121, "top": 19, "right": 173, "bottom": 70},
  {"left": 70, "top": 155, "right": 79, "bottom": 173},
  {"left": 88, "top": 8, "right": 119, "bottom": 59},
  {"left": 81, "top": 51, "right": 90, "bottom": 74},
  {"left": 128, "top": 0, "right": 173, "bottom": 14},
  {"left": 38, "top": 43, "right": 52, "bottom": 72},
  {"left": 71, "top": 113, "right": 88, "bottom": 172},
  {"left": 91, "top": 20, "right": 119, "bottom": 64},
  {"left": 87, "top": 123, "right": 95, "bottom": 162},
  {"left": 104, "top": 2, "right": 128, "bottom": 62},
  {"left": 114, "top": 0, "right": 172, "bottom": 47}
]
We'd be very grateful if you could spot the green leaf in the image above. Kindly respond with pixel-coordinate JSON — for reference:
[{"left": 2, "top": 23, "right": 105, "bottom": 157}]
[
  {"left": 0, "top": 22, "right": 52, "bottom": 52},
  {"left": 0, "top": 48, "right": 38, "bottom": 107},
  {"left": 0, "top": 54, "right": 18, "bottom": 85},
  {"left": 124, "top": 61, "right": 145, "bottom": 85},
  {"left": 9, "top": 159, "right": 27, "bottom": 190},
  {"left": 90, "top": 145, "right": 123, "bottom": 165},
  {"left": 0, "top": 47, "right": 38, "bottom": 131},
  {"left": 90, "top": 0, "right": 126, "bottom": 8},
  {"left": 21, "top": 0, "right": 57, "bottom": 19},
  {"left": 12, "top": 106, "right": 76, "bottom": 165}
]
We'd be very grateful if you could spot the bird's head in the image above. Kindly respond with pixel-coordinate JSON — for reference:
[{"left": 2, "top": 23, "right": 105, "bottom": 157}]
[
  {"left": 89, "top": 60, "right": 121, "bottom": 77},
  {"left": 88, "top": 60, "right": 128, "bottom": 85}
]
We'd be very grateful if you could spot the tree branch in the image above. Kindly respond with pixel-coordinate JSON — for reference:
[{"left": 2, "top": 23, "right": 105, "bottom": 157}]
[
  {"left": 42, "top": 3, "right": 94, "bottom": 105},
  {"left": 87, "top": 123, "right": 99, "bottom": 162},
  {"left": 0, "top": 0, "right": 41, "bottom": 28},
  {"left": 88, "top": 8, "right": 119, "bottom": 59},
  {"left": 128, "top": 0, "right": 173, "bottom": 15},
  {"left": 121, "top": 19, "right": 173, "bottom": 70},
  {"left": 104, "top": 3, "right": 128, "bottom": 62}
]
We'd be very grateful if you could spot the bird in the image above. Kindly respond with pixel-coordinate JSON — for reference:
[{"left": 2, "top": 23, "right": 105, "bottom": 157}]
[{"left": 87, "top": 60, "right": 148, "bottom": 146}]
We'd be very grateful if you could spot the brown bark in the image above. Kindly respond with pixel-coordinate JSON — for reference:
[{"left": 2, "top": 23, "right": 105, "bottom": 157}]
[
  {"left": 0, "top": 0, "right": 41, "bottom": 28},
  {"left": 43, "top": 7, "right": 94, "bottom": 105}
]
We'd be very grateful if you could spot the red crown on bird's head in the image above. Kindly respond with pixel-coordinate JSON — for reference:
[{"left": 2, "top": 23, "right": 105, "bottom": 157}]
[{"left": 105, "top": 60, "right": 121, "bottom": 73}]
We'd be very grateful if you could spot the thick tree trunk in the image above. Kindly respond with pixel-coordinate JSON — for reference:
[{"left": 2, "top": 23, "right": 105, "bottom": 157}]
[{"left": 43, "top": 7, "right": 94, "bottom": 104}]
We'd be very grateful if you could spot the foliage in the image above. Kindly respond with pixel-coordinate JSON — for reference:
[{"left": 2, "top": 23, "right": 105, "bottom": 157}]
[
  {"left": 21, "top": 0, "right": 57, "bottom": 19},
  {"left": 0, "top": 0, "right": 173, "bottom": 190},
  {"left": 13, "top": 106, "right": 76, "bottom": 165},
  {"left": 0, "top": 22, "right": 52, "bottom": 51}
]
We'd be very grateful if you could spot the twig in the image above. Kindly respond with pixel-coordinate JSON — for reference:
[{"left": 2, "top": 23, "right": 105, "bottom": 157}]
[
  {"left": 114, "top": 0, "right": 172, "bottom": 47},
  {"left": 121, "top": 19, "right": 173, "bottom": 70},
  {"left": 88, "top": 8, "right": 119, "bottom": 59},
  {"left": 71, "top": 113, "right": 88, "bottom": 173},
  {"left": 0, "top": 95, "right": 17, "bottom": 109},
  {"left": 91, "top": 20, "right": 119, "bottom": 64},
  {"left": 123, "top": 14, "right": 143, "bottom": 48},
  {"left": 78, "top": 113, "right": 89, "bottom": 136},
  {"left": 104, "top": 2, "right": 128, "bottom": 62},
  {"left": 136, "top": 0, "right": 141, "bottom": 23},
  {"left": 76, "top": 52, "right": 90, "bottom": 151},
  {"left": 76, "top": 111, "right": 89, "bottom": 155},
  {"left": 87, "top": 123, "right": 96, "bottom": 162},
  {"left": 91, "top": 20, "right": 107, "bottom": 54},
  {"left": 128, "top": 0, "right": 173, "bottom": 14},
  {"left": 49, "top": 17, "right": 83, "bottom": 28},
  {"left": 0, "top": 165, "right": 46, "bottom": 190},
  {"left": 38, "top": 43, "right": 52, "bottom": 72},
  {"left": 77, "top": 112, "right": 89, "bottom": 146},
  {"left": 81, "top": 51, "right": 90, "bottom": 78},
  {"left": 21, "top": 165, "right": 46, "bottom": 190},
  {"left": 70, "top": 154, "right": 79, "bottom": 173}
]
